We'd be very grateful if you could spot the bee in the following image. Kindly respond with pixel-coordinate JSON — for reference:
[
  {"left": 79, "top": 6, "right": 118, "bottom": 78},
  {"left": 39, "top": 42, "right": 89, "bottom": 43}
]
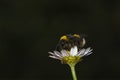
[{"left": 56, "top": 34, "right": 86, "bottom": 51}]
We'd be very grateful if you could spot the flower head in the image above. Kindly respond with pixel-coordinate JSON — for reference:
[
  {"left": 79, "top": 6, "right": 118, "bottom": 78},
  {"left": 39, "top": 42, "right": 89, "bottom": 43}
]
[{"left": 49, "top": 46, "right": 92, "bottom": 64}]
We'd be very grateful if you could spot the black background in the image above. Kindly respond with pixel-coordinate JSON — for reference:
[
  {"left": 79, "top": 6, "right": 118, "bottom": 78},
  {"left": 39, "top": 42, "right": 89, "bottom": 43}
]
[{"left": 0, "top": 0, "right": 120, "bottom": 80}]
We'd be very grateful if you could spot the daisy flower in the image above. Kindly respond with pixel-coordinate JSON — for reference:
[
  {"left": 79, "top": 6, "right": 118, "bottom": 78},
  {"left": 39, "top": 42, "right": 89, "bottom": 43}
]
[{"left": 49, "top": 46, "right": 92, "bottom": 65}]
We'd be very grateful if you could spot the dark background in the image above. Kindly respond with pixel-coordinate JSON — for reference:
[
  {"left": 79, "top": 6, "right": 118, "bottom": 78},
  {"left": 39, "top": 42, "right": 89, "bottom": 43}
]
[{"left": 0, "top": 0, "right": 120, "bottom": 80}]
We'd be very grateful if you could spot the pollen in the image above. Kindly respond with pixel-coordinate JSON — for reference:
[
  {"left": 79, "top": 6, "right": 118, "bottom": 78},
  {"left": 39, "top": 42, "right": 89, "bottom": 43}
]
[
  {"left": 73, "top": 34, "right": 80, "bottom": 38},
  {"left": 60, "top": 35, "right": 68, "bottom": 40}
]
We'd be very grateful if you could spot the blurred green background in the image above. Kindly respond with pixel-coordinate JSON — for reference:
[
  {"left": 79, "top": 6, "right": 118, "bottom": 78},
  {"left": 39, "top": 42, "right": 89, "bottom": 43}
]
[{"left": 0, "top": 0, "right": 120, "bottom": 80}]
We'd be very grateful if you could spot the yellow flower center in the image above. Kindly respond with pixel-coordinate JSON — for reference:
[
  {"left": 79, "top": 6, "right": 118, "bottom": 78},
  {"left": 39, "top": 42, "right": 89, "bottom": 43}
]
[{"left": 61, "top": 56, "right": 81, "bottom": 64}]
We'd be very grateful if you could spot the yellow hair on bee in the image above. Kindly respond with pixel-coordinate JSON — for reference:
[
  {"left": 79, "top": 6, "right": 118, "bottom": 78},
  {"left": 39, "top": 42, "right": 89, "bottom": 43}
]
[
  {"left": 73, "top": 34, "right": 80, "bottom": 38},
  {"left": 60, "top": 35, "right": 68, "bottom": 40}
]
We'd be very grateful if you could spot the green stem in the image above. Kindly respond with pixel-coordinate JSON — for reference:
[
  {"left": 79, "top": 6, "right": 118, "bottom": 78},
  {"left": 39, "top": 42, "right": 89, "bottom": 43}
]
[{"left": 69, "top": 64, "right": 77, "bottom": 80}]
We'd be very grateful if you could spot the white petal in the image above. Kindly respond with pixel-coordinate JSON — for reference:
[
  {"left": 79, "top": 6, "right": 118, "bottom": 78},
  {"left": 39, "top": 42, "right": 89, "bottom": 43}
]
[
  {"left": 84, "top": 48, "right": 91, "bottom": 54},
  {"left": 85, "top": 52, "right": 92, "bottom": 56},
  {"left": 83, "top": 47, "right": 93, "bottom": 56},
  {"left": 48, "top": 52, "right": 54, "bottom": 55},
  {"left": 48, "top": 51, "right": 62, "bottom": 59},
  {"left": 77, "top": 49, "right": 86, "bottom": 56},
  {"left": 49, "top": 55, "right": 61, "bottom": 60},
  {"left": 70, "top": 46, "right": 78, "bottom": 56},
  {"left": 54, "top": 51, "right": 62, "bottom": 58},
  {"left": 61, "top": 50, "right": 69, "bottom": 57},
  {"left": 48, "top": 52, "right": 56, "bottom": 56}
]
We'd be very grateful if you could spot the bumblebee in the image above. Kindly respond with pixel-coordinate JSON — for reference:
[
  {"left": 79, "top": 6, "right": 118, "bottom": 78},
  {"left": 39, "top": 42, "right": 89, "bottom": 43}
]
[{"left": 56, "top": 34, "right": 86, "bottom": 51}]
